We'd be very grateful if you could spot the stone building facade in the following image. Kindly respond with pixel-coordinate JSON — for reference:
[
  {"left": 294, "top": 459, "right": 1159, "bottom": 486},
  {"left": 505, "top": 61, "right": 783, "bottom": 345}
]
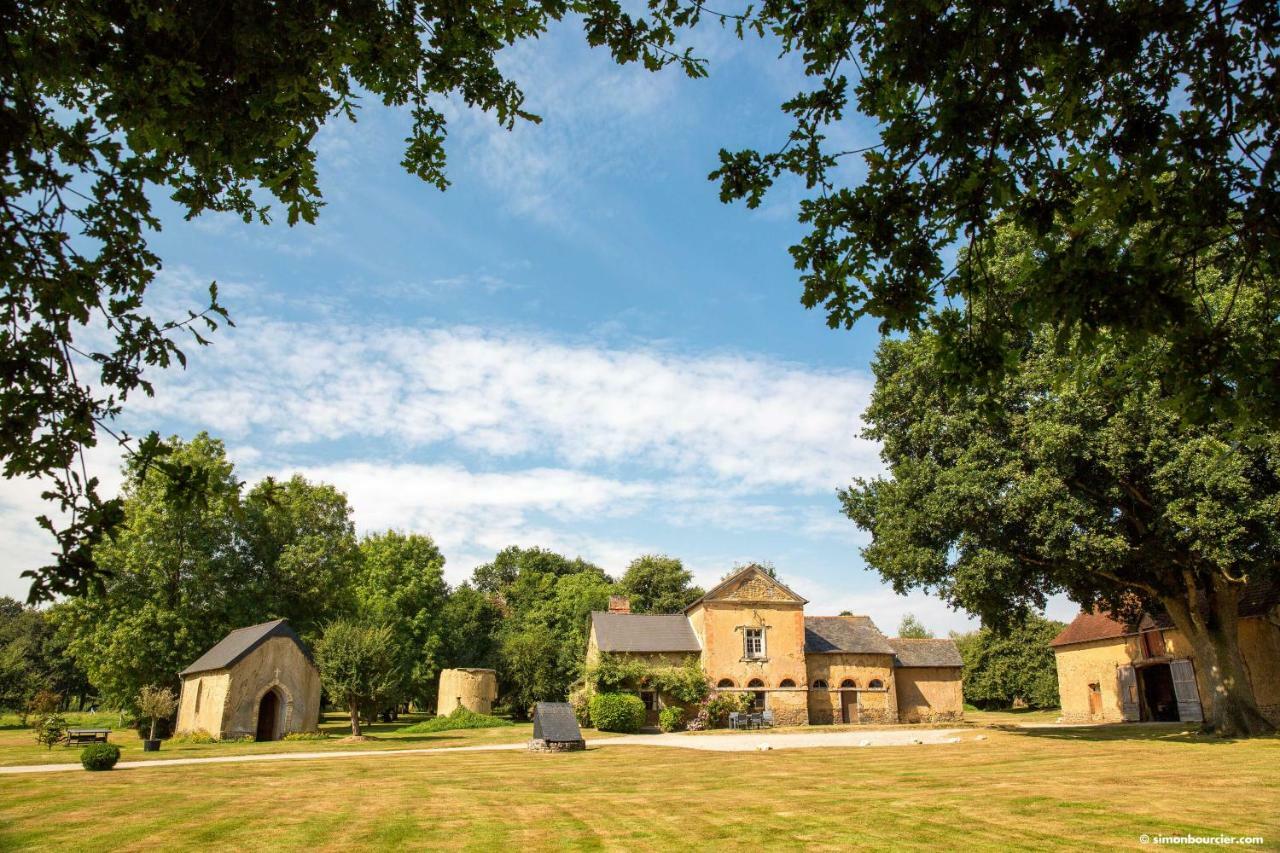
[
  {"left": 176, "top": 619, "right": 321, "bottom": 740},
  {"left": 586, "top": 564, "right": 964, "bottom": 726},
  {"left": 1052, "top": 582, "right": 1280, "bottom": 726}
]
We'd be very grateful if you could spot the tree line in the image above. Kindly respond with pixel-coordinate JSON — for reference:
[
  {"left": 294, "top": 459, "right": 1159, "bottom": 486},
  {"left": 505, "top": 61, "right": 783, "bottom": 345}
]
[{"left": 0, "top": 433, "right": 704, "bottom": 725}]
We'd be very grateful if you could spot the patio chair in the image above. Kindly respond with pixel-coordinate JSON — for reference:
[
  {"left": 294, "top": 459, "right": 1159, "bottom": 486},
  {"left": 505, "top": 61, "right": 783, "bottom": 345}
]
[
  {"left": 728, "top": 712, "right": 740, "bottom": 730},
  {"left": 762, "top": 710, "right": 775, "bottom": 727}
]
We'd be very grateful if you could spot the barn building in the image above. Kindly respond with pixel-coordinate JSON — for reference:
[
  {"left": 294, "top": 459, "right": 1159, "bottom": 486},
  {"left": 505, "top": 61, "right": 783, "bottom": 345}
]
[
  {"left": 1050, "top": 582, "right": 1280, "bottom": 725},
  {"left": 175, "top": 619, "right": 322, "bottom": 741}
]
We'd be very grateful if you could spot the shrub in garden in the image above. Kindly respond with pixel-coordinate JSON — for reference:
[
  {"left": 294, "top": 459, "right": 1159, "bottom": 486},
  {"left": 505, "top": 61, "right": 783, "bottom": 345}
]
[
  {"left": 588, "top": 692, "right": 646, "bottom": 733},
  {"left": 138, "top": 685, "right": 178, "bottom": 742},
  {"left": 569, "top": 688, "right": 592, "bottom": 728},
  {"left": 34, "top": 712, "right": 68, "bottom": 749},
  {"left": 80, "top": 743, "right": 121, "bottom": 771},
  {"left": 658, "top": 706, "right": 686, "bottom": 733},
  {"left": 170, "top": 730, "right": 218, "bottom": 744}
]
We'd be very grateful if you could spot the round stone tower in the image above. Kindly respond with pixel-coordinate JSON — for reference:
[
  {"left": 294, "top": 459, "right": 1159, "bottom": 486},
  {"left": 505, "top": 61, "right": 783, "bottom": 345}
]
[{"left": 436, "top": 667, "right": 498, "bottom": 716}]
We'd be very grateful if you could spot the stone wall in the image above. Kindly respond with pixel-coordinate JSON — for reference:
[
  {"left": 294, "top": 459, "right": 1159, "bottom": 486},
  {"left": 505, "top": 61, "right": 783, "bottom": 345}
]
[
  {"left": 437, "top": 668, "right": 498, "bottom": 716},
  {"left": 221, "top": 636, "right": 321, "bottom": 739},
  {"left": 1055, "top": 614, "right": 1280, "bottom": 725},
  {"left": 764, "top": 689, "right": 808, "bottom": 726},
  {"left": 176, "top": 671, "right": 231, "bottom": 736},
  {"left": 694, "top": 599, "right": 808, "bottom": 692},
  {"left": 1053, "top": 636, "right": 1135, "bottom": 723},
  {"left": 895, "top": 666, "right": 964, "bottom": 723},
  {"left": 528, "top": 738, "right": 585, "bottom": 752},
  {"left": 804, "top": 653, "right": 897, "bottom": 724}
]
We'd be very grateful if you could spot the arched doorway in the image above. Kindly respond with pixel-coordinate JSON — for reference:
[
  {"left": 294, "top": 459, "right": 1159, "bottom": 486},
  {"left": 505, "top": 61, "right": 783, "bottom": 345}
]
[{"left": 256, "top": 689, "right": 280, "bottom": 741}]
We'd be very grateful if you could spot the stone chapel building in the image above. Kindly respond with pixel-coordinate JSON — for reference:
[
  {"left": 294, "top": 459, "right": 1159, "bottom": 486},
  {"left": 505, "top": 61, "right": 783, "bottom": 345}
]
[
  {"left": 176, "top": 619, "right": 322, "bottom": 741},
  {"left": 585, "top": 564, "right": 964, "bottom": 726}
]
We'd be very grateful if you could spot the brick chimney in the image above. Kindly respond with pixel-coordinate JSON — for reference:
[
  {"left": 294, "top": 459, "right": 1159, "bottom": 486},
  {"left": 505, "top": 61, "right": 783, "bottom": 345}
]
[{"left": 608, "top": 595, "right": 631, "bottom": 614}]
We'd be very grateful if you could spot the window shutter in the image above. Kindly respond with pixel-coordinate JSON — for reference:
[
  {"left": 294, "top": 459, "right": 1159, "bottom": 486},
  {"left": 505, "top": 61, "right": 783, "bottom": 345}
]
[
  {"left": 1117, "top": 665, "right": 1139, "bottom": 721},
  {"left": 1169, "top": 659, "right": 1204, "bottom": 723}
]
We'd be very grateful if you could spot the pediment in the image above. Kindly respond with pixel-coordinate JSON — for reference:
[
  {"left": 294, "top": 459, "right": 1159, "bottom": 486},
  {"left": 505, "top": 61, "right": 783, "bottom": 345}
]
[{"left": 703, "top": 565, "right": 807, "bottom": 606}]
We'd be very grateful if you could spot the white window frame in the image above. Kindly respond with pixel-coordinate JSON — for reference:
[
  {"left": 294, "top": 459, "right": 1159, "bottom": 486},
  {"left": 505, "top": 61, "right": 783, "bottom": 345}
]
[{"left": 743, "top": 627, "right": 766, "bottom": 660}]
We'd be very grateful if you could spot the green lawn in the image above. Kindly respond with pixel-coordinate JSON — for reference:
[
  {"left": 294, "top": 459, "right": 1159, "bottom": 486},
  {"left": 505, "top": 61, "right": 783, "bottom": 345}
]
[
  {"left": 963, "top": 707, "right": 1065, "bottom": 727},
  {"left": 1, "top": 725, "right": 1277, "bottom": 850},
  {"left": 0, "top": 711, "right": 541, "bottom": 767}
]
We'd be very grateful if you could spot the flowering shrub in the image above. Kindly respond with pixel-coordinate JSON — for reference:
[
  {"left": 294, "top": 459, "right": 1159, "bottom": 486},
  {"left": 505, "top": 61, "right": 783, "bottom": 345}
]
[{"left": 658, "top": 706, "right": 686, "bottom": 732}]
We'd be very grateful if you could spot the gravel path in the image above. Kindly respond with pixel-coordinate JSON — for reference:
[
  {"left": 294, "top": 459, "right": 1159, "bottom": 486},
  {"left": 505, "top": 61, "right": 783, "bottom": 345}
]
[{"left": 0, "top": 727, "right": 972, "bottom": 776}]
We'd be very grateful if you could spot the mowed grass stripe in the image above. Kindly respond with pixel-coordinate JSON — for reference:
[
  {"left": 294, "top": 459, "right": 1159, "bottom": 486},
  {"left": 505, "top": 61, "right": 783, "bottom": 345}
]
[{"left": 1, "top": 730, "right": 1277, "bottom": 850}]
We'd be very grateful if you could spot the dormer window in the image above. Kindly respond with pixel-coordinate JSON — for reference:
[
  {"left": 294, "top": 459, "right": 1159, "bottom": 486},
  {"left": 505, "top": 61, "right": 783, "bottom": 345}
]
[{"left": 744, "top": 627, "right": 766, "bottom": 659}]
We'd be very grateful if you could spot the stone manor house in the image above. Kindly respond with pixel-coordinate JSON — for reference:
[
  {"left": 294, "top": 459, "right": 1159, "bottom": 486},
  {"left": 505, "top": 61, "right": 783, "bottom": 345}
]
[{"left": 586, "top": 564, "right": 964, "bottom": 726}]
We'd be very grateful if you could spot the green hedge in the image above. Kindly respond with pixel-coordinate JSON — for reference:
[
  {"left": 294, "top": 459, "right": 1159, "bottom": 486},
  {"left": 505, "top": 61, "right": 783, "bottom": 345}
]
[
  {"left": 80, "top": 743, "right": 120, "bottom": 771},
  {"left": 589, "top": 693, "right": 646, "bottom": 733}
]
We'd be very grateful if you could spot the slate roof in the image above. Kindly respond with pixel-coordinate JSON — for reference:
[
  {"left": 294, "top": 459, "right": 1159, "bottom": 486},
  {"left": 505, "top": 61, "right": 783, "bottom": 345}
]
[
  {"left": 179, "top": 619, "right": 314, "bottom": 677},
  {"left": 803, "top": 616, "right": 896, "bottom": 655},
  {"left": 532, "top": 702, "right": 584, "bottom": 743},
  {"left": 1051, "top": 578, "right": 1280, "bottom": 648},
  {"left": 590, "top": 612, "right": 702, "bottom": 653},
  {"left": 890, "top": 637, "right": 963, "bottom": 668}
]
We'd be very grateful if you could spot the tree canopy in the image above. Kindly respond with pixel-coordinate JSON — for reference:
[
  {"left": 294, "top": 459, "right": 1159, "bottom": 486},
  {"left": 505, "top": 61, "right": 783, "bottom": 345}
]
[
  {"left": 953, "top": 615, "right": 1064, "bottom": 710},
  {"left": 617, "top": 555, "right": 704, "bottom": 614},
  {"left": 842, "top": 225, "right": 1280, "bottom": 736},
  {"left": 2, "top": 0, "right": 706, "bottom": 601},
  {"left": 56, "top": 434, "right": 361, "bottom": 709},
  {"left": 896, "top": 614, "right": 933, "bottom": 639},
  {"left": 354, "top": 530, "right": 450, "bottom": 709},
  {"left": 8, "top": 0, "right": 1276, "bottom": 601},
  {"left": 712, "top": 0, "right": 1279, "bottom": 426}
]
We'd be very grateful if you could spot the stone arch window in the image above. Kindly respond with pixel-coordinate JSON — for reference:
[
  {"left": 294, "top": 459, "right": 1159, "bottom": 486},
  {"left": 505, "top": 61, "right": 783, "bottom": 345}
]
[
  {"left": 868, "top": 679, "right": 884, "bottom": 689},
  {"left": 717, "top": 678, "right": 736, "bottom": 689},
  {"left": 194, "top": 680, "right": 203, "bottom": 714},
  {"left": 840, "top": 678, "right": 856, "bottom": 689},
  {"left": 812, "top": 679, "right": 828, "bottom": 689},
  {"left": 747, "top": 679, "right": 766, "bottom": 711},
  {"left": 779, "top": 678, "right": 796, "bottom": 688}
]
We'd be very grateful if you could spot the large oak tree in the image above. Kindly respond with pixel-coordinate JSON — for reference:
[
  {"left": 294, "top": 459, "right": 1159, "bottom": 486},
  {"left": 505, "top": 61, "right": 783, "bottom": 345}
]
[{"left": 843, "top": 225, "right": 1279, "bottom": 737}]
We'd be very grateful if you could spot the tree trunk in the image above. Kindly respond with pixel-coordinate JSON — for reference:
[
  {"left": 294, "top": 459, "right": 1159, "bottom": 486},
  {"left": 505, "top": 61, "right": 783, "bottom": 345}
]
[
  {"left": 149, "top": 717, "right": 158, "bottom": 741},
  {"left": 1160, "top": 575, "right": 1275, "bottom": 737},
  {"left": 348, "top": 702, "right": 362, "bottom": 737}
]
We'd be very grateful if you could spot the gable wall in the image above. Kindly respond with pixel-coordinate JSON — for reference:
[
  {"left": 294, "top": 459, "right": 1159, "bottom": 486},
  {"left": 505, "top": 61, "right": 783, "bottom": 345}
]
[
  {"left": 222, "top": 636, "right": 322, "bottom": 738},
  {"left": 1053, "top": 636, "right": 1136, "bottom": 723},
  {"left": 700, "top": 600, "right": 807, "bottom": 690}
]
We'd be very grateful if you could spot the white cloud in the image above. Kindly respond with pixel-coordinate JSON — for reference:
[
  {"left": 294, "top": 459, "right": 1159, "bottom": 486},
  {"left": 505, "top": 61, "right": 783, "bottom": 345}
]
[{"left": 130, "top": 309, "right": 880, "bottom": 494}]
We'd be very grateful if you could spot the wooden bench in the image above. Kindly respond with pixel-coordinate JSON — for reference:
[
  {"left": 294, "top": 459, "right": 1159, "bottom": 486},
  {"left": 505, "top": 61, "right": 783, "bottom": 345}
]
[{"left": 65, "top": 729, "right": 111, "bottom": 746}]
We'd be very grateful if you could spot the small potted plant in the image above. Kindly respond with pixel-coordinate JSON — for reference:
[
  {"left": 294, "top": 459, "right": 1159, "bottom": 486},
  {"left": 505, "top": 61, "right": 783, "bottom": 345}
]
[{"left": 138, "top": 685, "right": 177, "bottom": 752}]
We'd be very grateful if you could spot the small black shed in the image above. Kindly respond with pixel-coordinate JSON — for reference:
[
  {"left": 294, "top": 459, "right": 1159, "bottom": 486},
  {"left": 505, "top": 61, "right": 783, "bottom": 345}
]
[{"left": 529, "top": 702, "right": 586, "bottom": 752}]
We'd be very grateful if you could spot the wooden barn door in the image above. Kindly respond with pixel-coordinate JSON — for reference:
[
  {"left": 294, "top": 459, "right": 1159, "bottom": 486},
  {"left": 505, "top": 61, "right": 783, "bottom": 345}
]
[
  {"left": 1169, "top": 659, "right": 1204, "bottom": 723},
  {"left": 1117, "top": 665, "right": 1140, "bottom": 721}
]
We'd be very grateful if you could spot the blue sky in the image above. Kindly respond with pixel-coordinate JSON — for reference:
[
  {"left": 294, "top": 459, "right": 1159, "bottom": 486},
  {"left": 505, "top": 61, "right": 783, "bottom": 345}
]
[{"left": 1, "top": 20, "right": 1074, "bottom": 632}]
